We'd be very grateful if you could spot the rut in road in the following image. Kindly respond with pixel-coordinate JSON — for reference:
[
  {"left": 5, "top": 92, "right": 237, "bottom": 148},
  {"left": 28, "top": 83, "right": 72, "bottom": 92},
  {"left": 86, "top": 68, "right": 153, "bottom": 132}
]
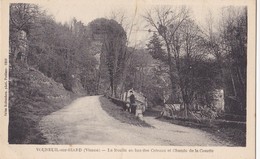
[{"left": 39, "top": 96, "right": 232, "bottom": 146}]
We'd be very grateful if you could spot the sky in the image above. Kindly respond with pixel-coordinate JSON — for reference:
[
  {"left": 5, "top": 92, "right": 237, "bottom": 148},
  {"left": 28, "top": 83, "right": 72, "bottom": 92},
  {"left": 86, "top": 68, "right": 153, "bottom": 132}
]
[{"left": 37, "top": 0, "right": 245, "bottom": 47}]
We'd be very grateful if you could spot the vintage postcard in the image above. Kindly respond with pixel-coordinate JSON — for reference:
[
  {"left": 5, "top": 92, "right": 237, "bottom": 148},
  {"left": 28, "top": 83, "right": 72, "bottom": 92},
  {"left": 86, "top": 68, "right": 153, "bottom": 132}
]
[{"left": 0, "top": 0, "right": 256, "bottom": 158}]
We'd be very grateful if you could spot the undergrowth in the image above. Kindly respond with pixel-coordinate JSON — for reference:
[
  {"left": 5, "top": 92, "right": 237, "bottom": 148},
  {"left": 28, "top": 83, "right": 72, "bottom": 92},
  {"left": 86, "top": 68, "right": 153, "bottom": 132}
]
[{"left": 8, "top": 66, "right": 75, "bottom": 144}]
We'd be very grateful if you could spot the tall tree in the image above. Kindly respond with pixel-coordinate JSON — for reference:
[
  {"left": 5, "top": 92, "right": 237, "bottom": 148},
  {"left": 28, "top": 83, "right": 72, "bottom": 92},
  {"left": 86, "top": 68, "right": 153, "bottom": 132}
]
[
  {"left": 9, "top": 3, "right": 43, "bottom": 67},
  {"left": 144, "top": 7, "right": 222, "bottom": 118},
  {"left": 143, "top": 6, "right": 190, "bottom": 116},
  {"left": 146, "top": 32, "right": 167, "bottom": 62}
]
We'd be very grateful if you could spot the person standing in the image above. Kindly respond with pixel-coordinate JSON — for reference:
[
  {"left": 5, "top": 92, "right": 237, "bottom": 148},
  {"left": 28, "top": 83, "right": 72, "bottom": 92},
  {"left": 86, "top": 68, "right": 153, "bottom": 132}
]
[{"left": 129, "top": 91, "right": 136, "bottom": 114}]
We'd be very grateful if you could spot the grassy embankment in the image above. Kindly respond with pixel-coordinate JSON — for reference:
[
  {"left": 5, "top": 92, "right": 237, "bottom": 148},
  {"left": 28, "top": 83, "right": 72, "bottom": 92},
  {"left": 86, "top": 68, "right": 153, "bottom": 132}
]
[
  {"left": 8, "top": 65, "right": 80, "bottom": 144},
  {"left": 144, "top": 108, "right": 246, "bottom": 146},
  {"left": 99, "top": 96, "right": 152, "bottom": 128}
]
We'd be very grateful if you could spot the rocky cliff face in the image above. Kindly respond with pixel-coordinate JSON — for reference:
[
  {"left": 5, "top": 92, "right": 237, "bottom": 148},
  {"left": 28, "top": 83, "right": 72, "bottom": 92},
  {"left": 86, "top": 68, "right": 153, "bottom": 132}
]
[
  {"left": 11, "top": 30, "right": 28, "bottom": 66},
  {"left": 70, "top": 75, "right": 85, "bottom": 95},
  {"left": 89, "top": 40, "right": 103, "bottom": 69}
]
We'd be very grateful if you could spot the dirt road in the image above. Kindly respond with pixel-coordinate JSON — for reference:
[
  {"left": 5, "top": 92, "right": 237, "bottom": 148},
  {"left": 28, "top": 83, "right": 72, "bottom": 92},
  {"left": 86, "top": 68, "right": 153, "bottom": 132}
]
[{"left": 39, "top": 96, "right": 231, "bottom": 145}]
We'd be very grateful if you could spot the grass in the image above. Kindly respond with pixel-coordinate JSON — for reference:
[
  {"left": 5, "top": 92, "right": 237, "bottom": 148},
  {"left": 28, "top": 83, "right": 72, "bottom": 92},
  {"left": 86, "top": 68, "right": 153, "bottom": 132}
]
[
  {"left": 144, "top": 108, "right": 246, "bottom": 146},
  {"left": 99, "top": 96, "right": 152, "bottom": 128},
  {"left": 8, "top": 66, "right": 79, "bottom": 144}
]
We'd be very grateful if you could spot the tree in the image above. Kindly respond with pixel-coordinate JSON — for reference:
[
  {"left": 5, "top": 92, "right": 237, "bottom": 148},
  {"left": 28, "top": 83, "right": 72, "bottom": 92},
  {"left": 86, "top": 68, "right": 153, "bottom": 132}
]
[
  {"left": 9, "top": 3, "right": 43, "bottom": 67},
  {"left": 9, "top": 3, "right": 42, "bottom": 34},
  {"left": 219, "top": 7, "right": 247, "bottom": 114},
  {"left": 146, "top": 32, "right": 167, "bottom": 62},
  {"left": 124, "top": 49, "right": 169, "bottom": 106},
  {"left": 202, "top": 7, "right": 247, "bottom": 115},
  {"left": 108, "top": 10, "right": 142, "bottom": 98},
  {"left": 143, "top": 6, "right": 191, "bottom": 116},
  {"left": 143, "top": 6, "right": 189, "bottom": 95},
  {"left": 176, "top": 19, "right": 210, "bottom": 115},
  {"left": 144, "top": 7, "right": 223, "bottom": 118},
  {"left": 10, "top": 4, "right": 98, "bottom": 94}
]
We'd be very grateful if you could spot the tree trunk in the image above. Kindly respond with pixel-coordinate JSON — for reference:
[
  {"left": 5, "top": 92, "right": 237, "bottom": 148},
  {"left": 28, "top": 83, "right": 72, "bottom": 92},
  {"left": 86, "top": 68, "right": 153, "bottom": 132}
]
[
  {"left": 165, "top": 42, "right": 176, "bottom": 97},
  {"left": 230, "top": 69, "right": 237, "bottom": 97}
]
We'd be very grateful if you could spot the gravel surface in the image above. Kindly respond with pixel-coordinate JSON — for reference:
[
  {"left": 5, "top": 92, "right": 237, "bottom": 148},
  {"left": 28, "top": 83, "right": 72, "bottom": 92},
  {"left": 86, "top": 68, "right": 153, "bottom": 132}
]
[{"left": 39, "top": 96, "right": 232, "bottom": 146}]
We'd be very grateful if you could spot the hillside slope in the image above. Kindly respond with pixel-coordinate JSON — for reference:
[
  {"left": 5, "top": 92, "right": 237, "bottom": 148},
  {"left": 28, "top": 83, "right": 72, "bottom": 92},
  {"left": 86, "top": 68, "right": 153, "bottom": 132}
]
[{"left": 9, "top": 65, "right": 76, "bottom": 144}]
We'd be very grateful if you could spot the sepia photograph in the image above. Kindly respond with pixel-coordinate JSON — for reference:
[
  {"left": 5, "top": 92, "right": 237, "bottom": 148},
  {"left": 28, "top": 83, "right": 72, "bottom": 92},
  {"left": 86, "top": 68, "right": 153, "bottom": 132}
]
[
  {"left": 1, "top": 0, "right": 256, "bottom": 158},
  {"left": 7, "top": 1, "right": 249, "bottom": 146}
]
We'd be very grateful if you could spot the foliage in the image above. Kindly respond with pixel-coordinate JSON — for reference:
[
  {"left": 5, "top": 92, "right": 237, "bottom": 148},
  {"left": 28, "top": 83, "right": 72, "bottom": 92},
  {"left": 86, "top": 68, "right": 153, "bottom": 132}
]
[
  {"left": 10, "top": 3, "right": 98, "bottom": 94},
  {"left": 9, "top": 3, "right": 101, "bottom": 143},
  {"left": 143, "top": 6, "right": 247, "bottom": 117},
  {"left": 146, "top": 33, "right": 167, "bottom": 62},
  {"left": 9, "top": 3, "right": 247, "bottom": 127},
  {"left": 88, "top": 18, "right": 127, "bottom": 97},
  {"left": 124, "top": 49, "right": 169, "bottom": 106},
  {"left": 220, "top": 7, "right": 247, "bottom": 114},
  {"left": 9, "top": 65, "right": 72, "bottom": 144},
  {"left": 203, "top": 7, "right": 247, "bottom": 114}
]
